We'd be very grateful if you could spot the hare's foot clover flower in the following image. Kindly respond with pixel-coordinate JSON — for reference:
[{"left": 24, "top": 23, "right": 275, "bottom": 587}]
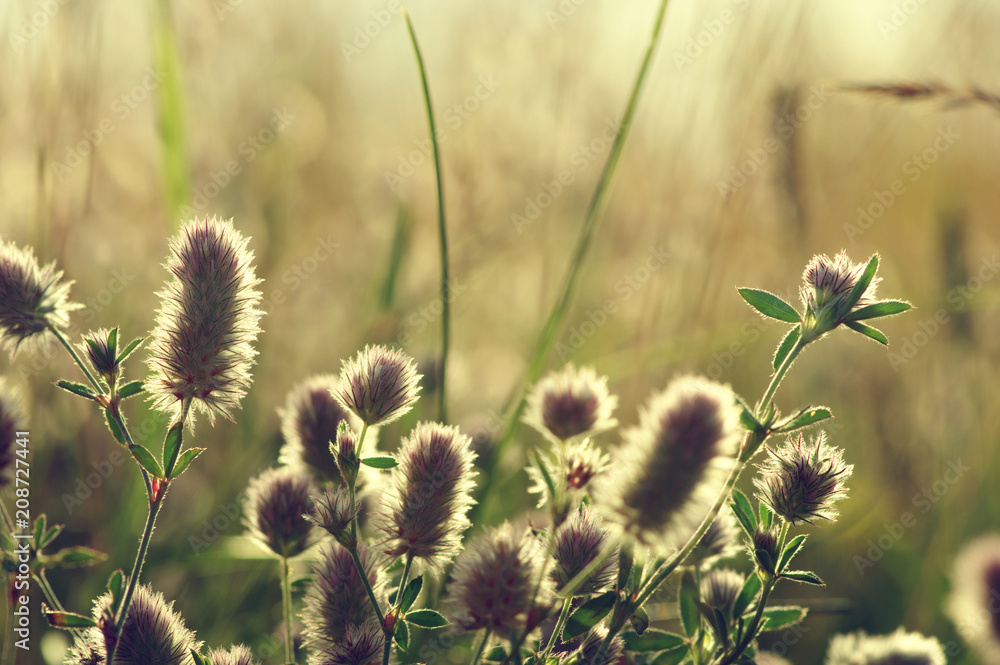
[
  {"left": 309, "top": 621, "right": 384, "bottom": 665},
  {"left": 550, "top": 505, "right": 617, "bottom": 596},
  {"left": 754, "top": 432, "right": 852, "bottom": 526},
  {"left": 824, "top": 628, "right": 947, "bottom": 665},
  {"left": 0, "top": 380, "right": 24, "bottom": 490},
  {"left": 243, "top": 467, "right": 317, "bottom": 558},
  {"left": 146, "top": 217, "right": 264, "bottom": 424},
  {"left": 310, "top": 485, "right": 360, "bottom": 549},
  {"left": 207, "top": 645, "right": 260, "bottom": 665},
  {"left": 524, "top": 365, "right": 618, "bottom": 444},
  {"left": 0, "top": 238, "right": 81, "bottom": 355},
  {"left": 333, "top": 345, "right": 421, "bottom": 429},
  {"left": 302, "top": 543, "right": 383, "bottom": 649},
  {"left": 700, "top": 568, "right": 744, "bottom": 614},
  {"left": 946, "top": 534, "right": 1000, "bottom": 664}
]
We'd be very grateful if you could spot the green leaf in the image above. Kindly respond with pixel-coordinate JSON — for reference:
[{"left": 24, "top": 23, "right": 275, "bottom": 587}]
[
  {"left": 738, "top": 401, "right": 764, "bottom": 434},
  {"left": 738, "top": 288, "right": 801, "bottom": 323},
  {"left": 395, "top": 618, "right": 410, "bottom": 650},
  {"left": 845, "top": 320, "right": 888, "bottom": 345},
  {"left": 564, "top": 591, "right": 616, "bottom": 640},
  {"left": 729, "top": 489, "right": 757, "bottom": 539},
  {"left": 777, "top": 534, "right": 807, "bottom": 573},
  {"left": 129, "top": 444, "right": 164, "bottom": 478},
  {"left": 623, "top": 629, "right": 686, "bottom": 652},
  {"left": 116, "top": 336, "right": 146, "bottom": 364},
  {"left": 758, "top": 606, "right": 808, "bottom": 632},
  {"left": 679, "top": 573, "right": 699, "bottom": 638},
  {"left": 33, "top": 514, "right": 47, "bottom": 550},
  {"left": 531, "top": 450, "right": 557, "bottom": 500},
  {"left": 105, "top": 411, "right": 128, "bottom": 445},
  {"left": 56, "top": 380, "right": 96, "bottom": 400},
  {"left": 651, "top": 645, "right": 690, "bottom": 665},
  {"left": 46, "top": 546, "right": 108, "bottom": 568},
  {"left": 733, "top": 572, "right": 761, "bottom": 617},
  {"left": 118, "top": 380, "right": 145, "bottom": 400},
  {"left": 45, "top": 611, "right": 98, "bottom": 629},
  {"left": 774, "top": 406, "right": 832, "bottom": 433},
  {"left": 629, "top": 606, "right": 650, "bottom": 636},
  {"left": 107, "top": 569, "right": 126, "bottom": 613},
  {"left": 845, "top": 300, "right": 912, "bottom": 322},
  {"left": 754, "top": 548, "right": 776, "bottom": 576},
  {"left": 405, "top": 609, "right": 449, "bottom": 629},
  {"left": 169, "top": 448, "right": 205, "bottom": 479},
  {"left": 191, "top": 650, "right": 211, "bottom": 665},
  {"left": 162, "top": 420, "right": 184, "bottom": 477},
  {"left": 107, "top": 327, "right": 118, "bottom": 359},
  {"left": 781, "top": 570, "right": 825, "bottom": 586},
  {"left": 400, "top": 575, "right": 423, "bottom": 612},
  {"left": 484, "top": 646, "right": 508, "bottom": 663},
  {"left": 773, "top": 325, "right": 801, "bottom": 371},
  {"left": 758, "top": 502, "right": 773, "bottom": 530},
  {"left": 40, "top": 524, "right": 63, "bottom": 550},
  {"left": 361, "top": 455, "right": 398, "bottom": 469},
  {"left": 843, "top": 254, "right": 879, "bottom": 313}
]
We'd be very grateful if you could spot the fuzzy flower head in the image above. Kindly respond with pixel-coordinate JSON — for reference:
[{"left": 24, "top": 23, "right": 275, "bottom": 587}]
[
  {"left": 309, "top": 622, "right": 384, "bottom": 665},
  {"left": 527, "top": 439, "right": 608, "bottom": 523},
  {"left": 69, "top": 585, "right": 200, "bottom": 665},
  {"left": 302, "top": 543, "right": 382, "bottom": 650},
  {"left": 688, "top": 512, "right": 742, "bottom": 569},
  {"left": 243, "top": 467, "right": 317, "bottom": 558},
  {"left": 79, "top": 328, "right": 121, "bottom": 385},
  {"left": 208, "top": 645, "right": 259, "bottom": 665},
  {"left": 524, "top": 365, "right": 618, "bottom": 444},
  {"left": 279, "top": 375, "right": 367, "bottom": 484},
  {"left": 946, "top": 534, "right": 1000, "bottom": 664},
  {"left": 448, "top": 524, "right": 545, "bottom": 633},
  {"left": 596, "top": 376, "right": 741, "bottom": 549},
  {"left": 550, "top": 506, "right": 617, "bottom": 596},
  {"left": 378, "top": 422, "right": 477, "bottom": 567},
  {"left": 333, "top": 345, "right": 420, "bottom": 428},
  {"left": 309, "top": 486, "right": 359, "bottom": 549},
  {"left": 824, "top": 628, "right": 947, "bottom": 665},
  {"left": 799, "top": 251, "right": 885, "bottom": 343},
  {"left": 0, "top": 238, "right": 81, "bottom": 355},
  {"left": 700, "top": 568, "right": 744, "bottom": 614},
  {"left": 0, "top": 380, "right": 24, "bottom": 490},
  {"left": 146, "top": 217, "right": 263, "bottom": 424},
  {"left": 754, "top": 432, "right": 852, "bottom": 526},
  {"left": 573, "top": 628, "right": 624, "bottom": 665}
]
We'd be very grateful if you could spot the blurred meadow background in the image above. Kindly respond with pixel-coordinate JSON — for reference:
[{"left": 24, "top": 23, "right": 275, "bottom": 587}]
[{"left": 2, "top": 0, "right": 1000, "bottom": 663}]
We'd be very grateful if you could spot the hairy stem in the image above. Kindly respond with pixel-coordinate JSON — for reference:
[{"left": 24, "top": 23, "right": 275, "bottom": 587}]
[
  {"left": 541, "top": 597, "right": 573, "bottom": 659},
  {"left": 282, "top": 556, "right": 295, "bottom": 664},
  {"left": 470, "top": 629, "right": 491, "bottom": 665},
  {"left": 348, "top": 545, "right": 386, "bottom": 628},
  {"left": 49, "top": 326, "right": 102, "bottom": 393}
]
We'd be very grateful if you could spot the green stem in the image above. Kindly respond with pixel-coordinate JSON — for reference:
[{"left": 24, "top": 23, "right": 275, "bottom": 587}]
[
  {"left": 470, "top": 629, "right": 491, "bottom": 665},
  {"left": 282, "top": 556, "right": 295, "bottom": 664},
  {"left": 541, "top": 597, "right": 573, "bottom": 659},
  {"left": 473, "top": 0, "right": 674, "bottom": 522},
  {"left": 394, "top": 552, "right": 414, "bottom": 612},
  {"left": 349, "top": 546, "right": 386, "bottom": 628},
  {"left": 754, "top": 340, "right": 805, "bottom": 427},
  {"left": 49, "top": 326, "right": 102, "bottom": 393},
  {"left": 403, "top": 8, "right": 450, "bottom": 424}
]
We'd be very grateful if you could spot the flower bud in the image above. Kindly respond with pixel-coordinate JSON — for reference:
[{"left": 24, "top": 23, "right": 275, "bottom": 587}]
[
  {"left": 751, "top": 525, "right": 781, "bottom": 576},
  {"left": 524, "top": 365, "right": 618, "bottom": 443},
  {"left": 824, "top": 628, "right": 946, "bottom": 665},
  {"left": 79, "top": 328, "right": 120, "bottom": 385},
  {"left": 243, "top": 467, "right": 317, "bottom": 558},
  {"left": 333, "top": 345, "right": 421, "bottom": 428},
  {"left": 208, "top": 645, "right": 259, "bottom": 665},
  {"left": 700, "top": 568, "right": 743, "bottom": 613},
  {"left": 799, "top": 251, "right": 877, "bottom": 343},
  {"left": 309, "top": 486, "right": 359, "bottom": 549},
  {"left": 754, "top": 432, "right": 852, "bottom": 526},
  {"left": 334, "top": 424, "right": 362, "bottom": 489},
  {"left": 550, "top": 506, "right": 616, "bottom": 597}
]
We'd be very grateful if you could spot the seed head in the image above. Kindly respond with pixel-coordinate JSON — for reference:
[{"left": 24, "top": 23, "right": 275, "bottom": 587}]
[
  {"left": 689, "top": 512, "right": 742, "bottom": 569},
  {"left": 279, "top": 375, "right": 367, "bottom": 484},
  {"left": 378, "top": 422, "right": 477, "bottom": 568},
  {"left": 0, "top": 380, "right": 24, "bottom": 490},
  {"left": 447, "top": 523, "right": 544, "bottom": 633},
  {"left": 946, "top": 534, "right": 1000, "bottom": 664},
  {"left": 700, "top": 568, "right": 744, "bottom": 612},
  {"left": 824, "top": 628, "right": 946, "bottom": 665},
  {"left": 243, "top": 467, "right": 317, "bottom": 558},
  {"left": 596, "top": 376, "right": 741, "bottom": 549},
  {"left": 333, "top": 345, "right": 420, "bottom": 428},
  {"left": 524, "top": 365, "right": 618, "bottom": 443},
  {"left": 146, "top": 216, "right": 263, "bottom": 424},
  {"left": 308, "top": 621, "right": 384, "bottom": 665},
  {"left": 754, "top": 432, "right": 852, "bottom": 526},
  {"left": 799, "top": 251, "right": 878, "bottom": 342},
  {"left": 0, "top": 238, "right": 81, "bottom": 355},
  {"left": 208, "top": 645, "right": 259, "bottom": 665},
  {"left": 550, "top": 506, "right": 616, "bottom": 596},
  {"left": 309, "top": 486, "right": 359, "bottom": 549},
  {"left": 302, "top": 543, "right": 382, "bottom": 650}
]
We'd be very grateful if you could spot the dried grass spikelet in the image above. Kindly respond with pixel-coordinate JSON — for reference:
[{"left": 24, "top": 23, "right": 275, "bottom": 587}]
[
  {"left": 302, "top": 543, "right": 383, "bottom": 653},
  {"left": 0, "top": 238, "right": 81, "bottom": 355},
  {"left": 946, "top": 534, "right": 1000, "bottom": 665},
  {"left": 333, "top": 345, "right": 420, "bottom": 428},
  {"left": 243, "top": 467, "right": 317, "bottom": 558},
  {"left": 523, "top": 365, "right": 618, "bottom": 444},
  {"left": 840, "top": 80, "right": 1000, "bottom": 115},
  {"left": 146, "top": 216, "right": 263, "bottom": 424},
  {"left": 378, "top": 421, "right": 477, "bottom": 568},
  {"left": 754, "top": 432, "right": 852, "bottom": 526},
  {"left": 595, "top": 376, "right": 741, "bottom": 549},
  {"left": 550, "top": 506, "right": 616, "bottom": 597},
  {"left": 0, "top": 379, "right": 24, "bottom": 490},
  {"left": 824, "top": 627, "right": 947, "bottom": 665}
]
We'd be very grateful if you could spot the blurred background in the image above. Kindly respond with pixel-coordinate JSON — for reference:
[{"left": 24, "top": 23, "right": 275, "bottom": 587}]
[{"left": 2, "top": 0, "right": 999, "bottom": 662}]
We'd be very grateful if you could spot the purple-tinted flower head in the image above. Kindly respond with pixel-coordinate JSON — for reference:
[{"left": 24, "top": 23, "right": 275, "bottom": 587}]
[
  {"left": 308, "top": 622, "right": 384, "bottom": 665},
  {"left": 79, "top": 328, "right": 121, "bottom": 384},
  {"left": 279, "top": 375, "right": 368, "bottom": 484},
  {"left": 208, "top": 645, "right": 259, "bottom": 665},
  {"left": 378, "top": 422, "right": 477, "bottom": 568},
  {"left": 71, "top": 585, "right": 200, "bottom": 665},
  {"left": 596, "top": 376, "right": 741, "bottom": 549},
  {"left": 550, "top": 506, "right": 616, "bottom": 596},
  {"left": 333, "top": 345, "right": 420, "bottom": 428},
  {"left": 309, "top": 486, "right": 359, "bottom": 549},
  {"left": 0, "top": 238, "right": 81, "bottom": 355},
  {"left": 824, "top": 628, "right": 946, "bottom": 665},
  {"left": 573, "top": 627, "right": 624, "bottom": 665},
  {"left": 689, "top": 512, "right": 742, "bottom": 569},
  {"left": 700, "top": 568, "right": 743, "bottom": 612},
  {"left": 447, "top": 523, "right": 544, "bottom": 633},
  {"left": 146, "top": 217, "right": 263, "bottom": 424},
  {"left": 799, "top": 251, "right": 878, "bottom": 342},
  {"left": 0, "top": 380, "right": 24, "bottom": 490},
  {"left": 754, "top": 432, "right": 852, "bottom": 526},
  {"left": 564, "top": 440, "right": 609, "bottom": 491},
  {"left": 302, "top": 543, "right": 382, "bottom": 651},
  {"left": 946, "top": 534, "right": 1000, "bottom": 664},
  {"left": 751, "top": 524, "right": 782, "bottom": 575},
  {"left": 524, "top": 365, "right": 618, "bottom": 444},
  {"left": 243, "top": 467, "right": 317, "bottom": 558}
]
